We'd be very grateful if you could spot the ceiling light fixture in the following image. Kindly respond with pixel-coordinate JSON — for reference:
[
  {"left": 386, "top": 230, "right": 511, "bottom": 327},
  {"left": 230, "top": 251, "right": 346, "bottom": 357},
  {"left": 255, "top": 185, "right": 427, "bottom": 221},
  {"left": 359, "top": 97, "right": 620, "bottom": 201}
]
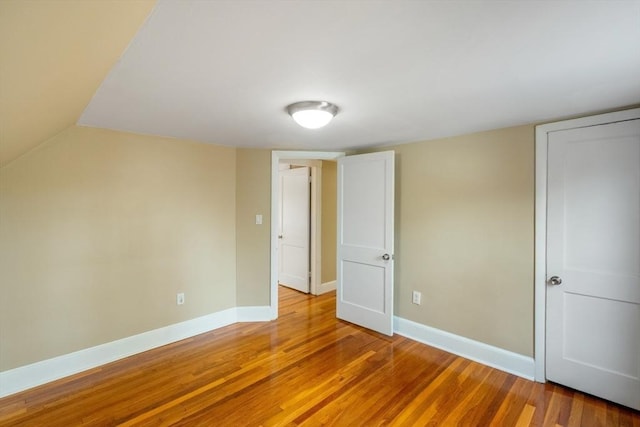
[{"left": 286, "top": 101, "right": 339, "bottom": 129}]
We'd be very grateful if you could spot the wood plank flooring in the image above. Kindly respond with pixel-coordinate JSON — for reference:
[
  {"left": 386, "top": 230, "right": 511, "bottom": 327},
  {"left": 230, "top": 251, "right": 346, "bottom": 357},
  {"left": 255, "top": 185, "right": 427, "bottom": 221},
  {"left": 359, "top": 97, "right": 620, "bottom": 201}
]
[{"left": 1, "top": 287, "right": 638, "bottom": 426}]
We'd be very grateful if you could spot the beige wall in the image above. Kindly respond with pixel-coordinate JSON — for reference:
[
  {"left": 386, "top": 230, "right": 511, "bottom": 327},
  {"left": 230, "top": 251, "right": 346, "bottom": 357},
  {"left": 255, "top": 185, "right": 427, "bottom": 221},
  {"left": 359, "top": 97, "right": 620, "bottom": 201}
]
[
  {"left": 235, "top": 149, "right": 271, "bottom": 306},
  {"left": 321, "top": 161, "right": 337, "bottom": 284},
  {"left": 232, "top": 131, "right": 534, "bottom": 356},
  {"left": 0, "top": 123, "right": 535, "bottom": 371},
  {"left": 379, "top": 125, "right": 535, "bottom": 356},
  {"left": 0, "top": 126, "right": 236, "bottom": 370},
  {"left": 232, "top": 129, "right": 534, "bottom": 357},
  {"left": 0, "top": 0, "right": 156, "bottom": 166}
]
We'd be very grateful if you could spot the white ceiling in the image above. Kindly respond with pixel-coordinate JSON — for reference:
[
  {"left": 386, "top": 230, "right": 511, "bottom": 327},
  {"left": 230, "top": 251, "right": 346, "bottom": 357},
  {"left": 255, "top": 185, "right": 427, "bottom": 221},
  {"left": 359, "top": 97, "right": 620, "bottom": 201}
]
[{"left": 79, "top": 0, "right": 640, "bottom": 151}]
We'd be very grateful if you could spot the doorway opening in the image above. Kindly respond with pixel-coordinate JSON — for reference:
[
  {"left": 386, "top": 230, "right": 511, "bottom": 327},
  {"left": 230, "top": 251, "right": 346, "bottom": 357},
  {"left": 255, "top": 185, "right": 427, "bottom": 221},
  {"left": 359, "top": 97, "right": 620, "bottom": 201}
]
[{"left": 270, "top": 151, "right": 345, "bottom": 318}]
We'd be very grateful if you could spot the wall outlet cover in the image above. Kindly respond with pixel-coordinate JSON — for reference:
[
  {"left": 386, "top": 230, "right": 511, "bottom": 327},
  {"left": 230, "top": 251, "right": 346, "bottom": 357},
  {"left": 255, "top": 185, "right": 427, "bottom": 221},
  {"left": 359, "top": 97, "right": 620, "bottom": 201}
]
[{"left": 412, "top": 291, "right": 422, "bottom": 305}]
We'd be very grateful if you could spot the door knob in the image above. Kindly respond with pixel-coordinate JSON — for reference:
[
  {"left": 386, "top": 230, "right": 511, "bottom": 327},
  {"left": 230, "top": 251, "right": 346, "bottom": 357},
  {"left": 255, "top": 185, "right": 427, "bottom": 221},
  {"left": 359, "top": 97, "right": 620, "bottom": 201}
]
[
  {"left": 382, "top": 253, "right": 390, "bottom": 261},
  {"left": 278, "top": 235, "right": 283, "bottom": 239},
  {"left": 548, "top": 276, "right": 562, "bottom": 286}
]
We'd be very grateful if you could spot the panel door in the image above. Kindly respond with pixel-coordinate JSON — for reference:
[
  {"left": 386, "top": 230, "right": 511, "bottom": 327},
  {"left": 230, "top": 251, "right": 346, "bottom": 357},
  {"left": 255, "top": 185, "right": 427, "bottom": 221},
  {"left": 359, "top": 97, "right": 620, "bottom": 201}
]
[
  {"left": 337, "top": 151, "right": 394, "bottom": 335},
  {"left": 546, "top": 119, "right": 640, "bottom": 410},
  {"left": 279, "top": 166, "right": 310, "bottom": 293}
]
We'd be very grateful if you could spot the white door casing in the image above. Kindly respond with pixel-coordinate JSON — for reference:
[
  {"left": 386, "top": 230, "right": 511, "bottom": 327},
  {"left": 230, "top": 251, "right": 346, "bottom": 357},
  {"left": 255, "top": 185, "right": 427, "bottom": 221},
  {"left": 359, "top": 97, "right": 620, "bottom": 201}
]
[
  {"left": 538, "top": 111, "right": 640, "bottom": 410},
  {"left": 278, "top": 166, "right": 311, "bottom": 293},
  {"left": 337, "top": 151, "right": 395, "bottom": 336}
]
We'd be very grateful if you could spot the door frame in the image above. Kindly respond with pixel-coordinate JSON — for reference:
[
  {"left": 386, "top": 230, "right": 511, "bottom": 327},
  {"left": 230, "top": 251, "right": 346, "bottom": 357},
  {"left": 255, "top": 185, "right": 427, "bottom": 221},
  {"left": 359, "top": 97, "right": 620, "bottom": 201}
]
[
  {"left": 270, "top": 151, "right": 345, "bottom": 318},
  {"left": 534, "top": 107, "right": 640, "bottom": 382}
]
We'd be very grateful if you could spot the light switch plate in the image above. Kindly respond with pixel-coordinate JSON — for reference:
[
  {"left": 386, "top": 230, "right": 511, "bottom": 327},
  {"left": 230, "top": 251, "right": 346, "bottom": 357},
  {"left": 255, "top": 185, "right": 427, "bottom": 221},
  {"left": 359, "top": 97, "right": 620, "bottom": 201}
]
[{"left": 412, "top": 291, "right": 422, "bottom": 305}]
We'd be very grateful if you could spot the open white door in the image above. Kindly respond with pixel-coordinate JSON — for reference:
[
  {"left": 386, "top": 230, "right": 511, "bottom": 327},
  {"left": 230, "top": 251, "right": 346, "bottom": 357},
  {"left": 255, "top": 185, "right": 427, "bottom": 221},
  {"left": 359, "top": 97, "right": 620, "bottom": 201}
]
[
  {"left": 278, "top": 167, "right": 310, "bottom": 293},
  {"left": 546, "top": 118, "right": 640, "bottom": 410},
  {"left": 337, "top": 151, "right": 394, "bottom": 335}
]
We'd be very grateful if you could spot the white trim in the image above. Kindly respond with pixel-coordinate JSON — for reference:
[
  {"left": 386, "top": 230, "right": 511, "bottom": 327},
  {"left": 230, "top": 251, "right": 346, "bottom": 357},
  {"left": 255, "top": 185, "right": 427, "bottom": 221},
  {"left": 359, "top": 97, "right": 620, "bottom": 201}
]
[
  {"left": 0, "top": 306, "right": 270, "bottom": 398},
  {"left": 310, "top": 165, "right": 321, "bottom": 295},
  {"left": 534, "top": 124, "right": 548, "bottom": 382},
  {"left": 282, "top": 159, "right": 323, "bottom": 168},
  {"left": 236, "top": 306, "right": 273, "bottom": 322},
  {"left": 317, "top": 280, "right": 336, "bottom": 295},
  {"left": 534, "top": 107, "right": 640, "bottom": 383},
  {"left": 271, "top": 151, "right": 345, "bottom": 318},
  {"left": 394, "top": 316, "right": 535, "bottom": 380}
]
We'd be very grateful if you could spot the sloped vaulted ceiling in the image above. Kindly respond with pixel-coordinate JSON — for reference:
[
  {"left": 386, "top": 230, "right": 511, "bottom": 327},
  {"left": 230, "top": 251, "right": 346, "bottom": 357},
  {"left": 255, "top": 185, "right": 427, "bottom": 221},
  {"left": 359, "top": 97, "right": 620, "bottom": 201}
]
[
  {"left": 78, "top": 0, "right": 640, "bottom": 151},
  {"left": 1, "top": 0, "right": 639, "bottom": 165},
  {"left": 0, "top": 0, "right": 156, "bottom": 167}
]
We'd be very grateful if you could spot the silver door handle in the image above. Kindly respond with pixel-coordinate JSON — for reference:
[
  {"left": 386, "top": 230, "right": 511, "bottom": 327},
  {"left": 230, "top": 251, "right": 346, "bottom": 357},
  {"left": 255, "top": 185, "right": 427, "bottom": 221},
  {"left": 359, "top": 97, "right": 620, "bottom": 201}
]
[
  {"left": 548, "top": 276, "right": 562, "bottom": 286},
  {"left": 278, "top": 235, "right": 283, "bottom": 239},
  {"left": 382, "top": 253, "right": 390, "bottom": 261}
]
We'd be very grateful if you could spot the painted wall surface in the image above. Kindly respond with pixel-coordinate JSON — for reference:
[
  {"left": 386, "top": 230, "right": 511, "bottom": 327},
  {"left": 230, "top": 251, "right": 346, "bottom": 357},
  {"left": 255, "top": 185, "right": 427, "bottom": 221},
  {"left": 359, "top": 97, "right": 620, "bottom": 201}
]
[
  {"left": 0, "top": 0, "right": 155, "bottom": 166},
  {"left": 0, "top": 123, "right": 535, "bottom": 371},
  {"left": 235, "top": 149, "right": 271, "bottom": 306},
  {"left": 321, "top": 161, "right": 337, "bottom": 284},
  {"left": 0, "top": 126, "right": 236, "bottom": 371},
  {"left": 233, "top": 128, "right": 534, "bottom": 357},
  {"left": 382, "top": 125, "right": 535, "bottom": 356}
]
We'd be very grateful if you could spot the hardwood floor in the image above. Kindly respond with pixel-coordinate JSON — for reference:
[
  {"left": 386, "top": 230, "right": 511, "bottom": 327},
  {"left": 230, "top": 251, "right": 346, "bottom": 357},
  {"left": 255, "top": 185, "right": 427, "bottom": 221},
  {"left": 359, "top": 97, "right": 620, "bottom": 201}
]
[{"left": 1, "top": 286, "right": 638, "bottom": 426}]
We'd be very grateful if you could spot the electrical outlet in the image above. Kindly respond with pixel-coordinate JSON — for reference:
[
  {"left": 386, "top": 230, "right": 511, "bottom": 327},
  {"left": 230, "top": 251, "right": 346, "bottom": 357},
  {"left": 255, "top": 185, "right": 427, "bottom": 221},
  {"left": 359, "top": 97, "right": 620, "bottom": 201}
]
[
  {"left": 177, "top": 293, "right": 185, "bottom": 305},
  {"left": 412, "top": 291, "right": 422, "bottom": 305}
]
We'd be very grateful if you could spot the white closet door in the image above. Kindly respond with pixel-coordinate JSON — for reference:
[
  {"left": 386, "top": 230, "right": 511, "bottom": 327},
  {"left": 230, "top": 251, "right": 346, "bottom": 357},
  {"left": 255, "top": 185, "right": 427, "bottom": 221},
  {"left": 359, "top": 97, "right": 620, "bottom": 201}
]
[{"left": 546, "top": 119, "right": 640, "bottom": 410}]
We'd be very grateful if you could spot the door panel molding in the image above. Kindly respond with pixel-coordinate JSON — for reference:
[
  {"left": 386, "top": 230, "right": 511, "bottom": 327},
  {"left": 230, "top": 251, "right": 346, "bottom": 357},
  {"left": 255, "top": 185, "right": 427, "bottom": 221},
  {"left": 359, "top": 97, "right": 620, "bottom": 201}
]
[{"left": 534, "top": 107, "right": 640, "bottom": 383}]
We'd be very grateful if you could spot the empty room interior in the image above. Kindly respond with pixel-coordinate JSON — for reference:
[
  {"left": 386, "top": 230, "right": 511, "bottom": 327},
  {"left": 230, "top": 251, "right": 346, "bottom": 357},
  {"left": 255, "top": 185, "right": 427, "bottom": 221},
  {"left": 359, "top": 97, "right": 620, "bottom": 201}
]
[{"left": 0, "top": 0, "right": 639, "bottom": 425}]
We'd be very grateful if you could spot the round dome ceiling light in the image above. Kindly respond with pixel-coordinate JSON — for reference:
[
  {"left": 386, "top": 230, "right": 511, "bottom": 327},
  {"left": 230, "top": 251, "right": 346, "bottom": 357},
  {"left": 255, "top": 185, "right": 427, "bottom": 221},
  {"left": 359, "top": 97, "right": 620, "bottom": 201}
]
[{"left": 286, "top": 101, "right": 339, "bottom": 129}]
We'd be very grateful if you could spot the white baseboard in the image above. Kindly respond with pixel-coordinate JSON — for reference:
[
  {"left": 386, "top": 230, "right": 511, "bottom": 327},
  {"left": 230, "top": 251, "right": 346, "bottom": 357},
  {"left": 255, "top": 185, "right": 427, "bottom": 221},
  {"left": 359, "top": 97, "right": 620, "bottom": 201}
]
[
  {"left": 317, "top": 280, "right": 336, "bottom": 295},
  {"left": 0, "top": 306, "right": 271, "bottom": 398},
  {"left": 0, "top": 308, "right": 533, "bottom": 398},
  {"left": 394, "top": 316, "right": 535, "bottom": 380},
  {"left": 236, "top": 306, "right": 273, "bottom": 322}
]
